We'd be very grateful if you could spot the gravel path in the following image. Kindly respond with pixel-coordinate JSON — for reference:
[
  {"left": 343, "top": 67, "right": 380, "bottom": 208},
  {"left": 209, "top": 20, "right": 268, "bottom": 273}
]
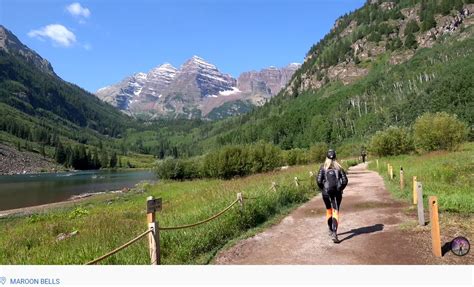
[{"left": 215, "top": 163, "right": 436, "bottom": 264}]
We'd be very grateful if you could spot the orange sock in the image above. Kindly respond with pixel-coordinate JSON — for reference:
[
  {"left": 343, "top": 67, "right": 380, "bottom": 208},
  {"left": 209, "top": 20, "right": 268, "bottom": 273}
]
[{"left": 326, "top": 209, "right": 332, "bottom": 220}]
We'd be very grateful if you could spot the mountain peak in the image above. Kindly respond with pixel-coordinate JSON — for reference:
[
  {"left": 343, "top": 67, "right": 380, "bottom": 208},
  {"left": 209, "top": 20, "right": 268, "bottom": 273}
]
[
  {"left": 158, "top": 63, "right": 177, "bottom": 70},
  {"left": 191, "top": 55, "right": 204, "bottom": 61},
  {"left": 183, "top": 55, "right": 216, "bottom": 69},
  {"left": 0, "top": 25, "right": 55, "bottom": 75}
]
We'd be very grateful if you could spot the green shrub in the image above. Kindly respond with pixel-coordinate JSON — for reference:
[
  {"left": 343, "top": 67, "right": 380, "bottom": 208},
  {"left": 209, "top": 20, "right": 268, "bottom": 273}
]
[
  {"left": 155, "top": 158, "right": 180, "bottom": 180},
  {"left": 369, "top": 126, "right": 414, "bottom": 156},
  {"left": 248, "top": 142, "right": 283, "bottom": 174},
  {"left": 413, "top": 112, "right": 468, "bottom": 151},
  {"left": 404, "top": 19, "right": 420, "bottom": 35},
  {"left": 285, "top": 148, "right": 309, "bottom": 166},
  {"left": 309, "top": 142, "right": 328, "bottom": 163},
  {"left": 337, "top": 142, "right": 364, "bottom": 158},
  {"left": 404, "top": 32, "right": 418, "bottom": 49},
  {"left": 68, "top": 207, "right": 89, "bottom": 219},
  {"left": 155, "top": 157, "right": 203, "bottom": 180}
]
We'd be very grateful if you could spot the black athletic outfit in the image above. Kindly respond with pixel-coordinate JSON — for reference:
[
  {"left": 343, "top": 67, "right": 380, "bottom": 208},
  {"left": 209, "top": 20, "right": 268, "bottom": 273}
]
[{"left": 316, "top": 166, "right": 348, "bottom": 234}]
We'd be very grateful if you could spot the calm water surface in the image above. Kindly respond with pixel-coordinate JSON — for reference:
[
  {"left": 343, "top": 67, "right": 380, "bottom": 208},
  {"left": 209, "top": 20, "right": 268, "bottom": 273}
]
[{"left": 0, "top": 170, "right": 155, "bottom": 211}]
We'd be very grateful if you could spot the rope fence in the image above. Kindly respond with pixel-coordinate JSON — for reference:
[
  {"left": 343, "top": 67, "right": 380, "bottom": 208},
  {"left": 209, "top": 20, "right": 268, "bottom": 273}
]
[
  {"left": 86, "top": 229, "right": 152, "bottom": 265},
  {"left": 84, "top": 175, "right": 315, "bottom": 265},
  {"left": 158, "top": 198, "right": 240, "bottom": 231}
]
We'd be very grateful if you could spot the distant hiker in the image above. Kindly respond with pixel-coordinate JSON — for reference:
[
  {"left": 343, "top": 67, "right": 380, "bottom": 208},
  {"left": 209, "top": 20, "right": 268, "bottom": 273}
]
[
  {"left": 316, "top": 149, "right": 348, "bottom": 243},
  {"left": 361, "top": 149, "right": 367, "bottom": 163}
]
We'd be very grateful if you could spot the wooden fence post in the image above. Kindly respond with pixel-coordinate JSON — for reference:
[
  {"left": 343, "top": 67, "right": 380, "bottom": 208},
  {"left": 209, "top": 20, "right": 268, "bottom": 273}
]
[
  {"left": 412, "top": 176, "right": 417, "bottom": 205},
  {"left": 309, "top": 172, "right": 315, "bottom": 189},
  {"left": 146, "top": 196, "right": 161, "bottom": 265},
  {"left": 237, "top": 192, "right": 243, "bottom": 210},
  {"left": 294, "top": 177, "right": 299, "bottom": 187},
  {"left": 416, "top": 182, "right": 425, "bottom": 226},
  {"left": 400, "top": 167, "right": 404, "bottom": 190},
  {"left": 271, "top": 182, "right": 277, "bottom": 192},
  {"left": 387, "top": 163, "right": 390, "bottom": 175},
  {"left": 376, "top": 159, "right": 379, "bottom": 169},
  {"left": 389, "top": 165, "right": 394, "bottom": 180},
  {"left": 429, "top": 196, "right": 442, "bottom": 257}
]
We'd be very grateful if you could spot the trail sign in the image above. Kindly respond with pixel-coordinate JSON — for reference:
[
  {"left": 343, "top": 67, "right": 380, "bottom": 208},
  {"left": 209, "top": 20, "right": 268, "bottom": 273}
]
[{"left": 147, "top": 198, "right": 162, "bottom": 213}]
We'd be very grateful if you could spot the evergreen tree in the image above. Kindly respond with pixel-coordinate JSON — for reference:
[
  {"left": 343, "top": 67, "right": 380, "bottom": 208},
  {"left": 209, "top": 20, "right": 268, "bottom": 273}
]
[
  {"left": 404, "top": 19, "right": 420, "bottom": 35},
  {"left": 78, "top": 145, "right": 88, "bottom": 169},
  {"left": 55, "top": 141, "right": 67, "bottom": 164},
  {"left": 404, "top": 33, "right": 418, "bottom": 49},
  {"left": 100, "top": 149, "right": 109, "bottom": 168},
  {"left": 65, "top": 146, "right": 73, "bottom": 168},
  {"left": 40, "top": 144, "right": 46, "bottom": 158},
  {"left": 421, "top": 11, "right": 436, "bottom": 32},
  {"left": 71, "top": 146, "right": 79, "bottom": 169},
  {"left": 109, "top": 152, "right": 118, "bottom": 168},
  {"left": 439, "top": 0, "right": 453, "bottom": 15},
  {"left": 92, "top": 148, "right": 101, "bottom": 169}
]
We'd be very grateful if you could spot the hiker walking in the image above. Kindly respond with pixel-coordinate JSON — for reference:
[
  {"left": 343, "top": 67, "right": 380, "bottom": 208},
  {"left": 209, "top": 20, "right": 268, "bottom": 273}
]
[
  {"left": 361, "top": 148, "right": 367, "bottom": 163},
  {"left": 316, "top": 149, "right": 348, "bottom": 243}
]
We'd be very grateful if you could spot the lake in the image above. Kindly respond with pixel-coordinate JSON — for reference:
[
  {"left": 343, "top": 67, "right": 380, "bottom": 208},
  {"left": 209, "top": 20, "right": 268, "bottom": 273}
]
[{"left": 0, "top": 169, "right": 156, "bottom": 211}]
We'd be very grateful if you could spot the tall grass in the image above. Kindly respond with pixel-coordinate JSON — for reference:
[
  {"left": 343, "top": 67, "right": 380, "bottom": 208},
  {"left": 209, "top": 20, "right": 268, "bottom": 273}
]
[
  {"left": 369, "top": 142, "right": 474, "bottom": 214},
  {"left": 0, "top": 165, "right": 317, "bottom": 264}
]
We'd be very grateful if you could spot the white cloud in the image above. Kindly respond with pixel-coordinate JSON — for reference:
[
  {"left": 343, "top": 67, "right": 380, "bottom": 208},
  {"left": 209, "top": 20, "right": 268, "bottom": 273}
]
[
  {"left": 28, "top": 24, "right": 77, "bottom": 47},
  {"left": 83, "top": 43, "right": 92, "bottom": 51},
  {"left": 66, "top": 2, "right": 91, "bottom": 18}
]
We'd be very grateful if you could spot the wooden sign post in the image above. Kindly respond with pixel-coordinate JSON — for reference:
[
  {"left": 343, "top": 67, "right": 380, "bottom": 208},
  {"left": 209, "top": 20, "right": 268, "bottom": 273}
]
[
  {"left": 146, "top": 196, "right": 162, "bottom": 265},
  {"left": 429, "top": 196, "right": 442, "bottom": 257},
  {"left": 400, "top": 167, "right": 404, "bottom": 190},
  {"left": 412, "top": 176, "right": 417, "bottom": 205},
  {"left": 416, "top": 182, "right": 425, "bottom": 226},
  {"left": 294, "top": 177, "right": 300, "bottom": 187}
]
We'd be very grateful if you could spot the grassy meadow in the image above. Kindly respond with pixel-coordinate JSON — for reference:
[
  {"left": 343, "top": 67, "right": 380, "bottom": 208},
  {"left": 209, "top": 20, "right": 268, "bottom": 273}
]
[
  {"left": 0, "top": 164, "right": 318, "bottom": 264},
  {"left": 369, "top": 142, "right": 474, "bottom": 214}
]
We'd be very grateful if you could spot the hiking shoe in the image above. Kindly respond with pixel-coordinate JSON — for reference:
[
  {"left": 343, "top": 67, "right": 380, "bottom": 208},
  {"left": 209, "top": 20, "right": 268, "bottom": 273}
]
[{"left": 331, "top": 231, "right": 340, "bottom": 243}]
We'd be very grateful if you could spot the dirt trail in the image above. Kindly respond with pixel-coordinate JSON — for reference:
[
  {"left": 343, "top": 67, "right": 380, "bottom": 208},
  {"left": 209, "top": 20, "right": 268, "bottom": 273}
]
[{"left": 215, "top": 163, "right": 437, "bottom": 264}]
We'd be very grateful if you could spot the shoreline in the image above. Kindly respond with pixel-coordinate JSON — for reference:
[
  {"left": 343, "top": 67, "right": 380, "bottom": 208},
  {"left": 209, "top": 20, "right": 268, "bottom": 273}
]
[
  {"left": 0, "top": 179, "right": 156, "bottom": 218},
  {"left": 0, "top": 167, "right": 152, "bottom": 176},
  {"left": 0, "top": 189, "right": 132, "bottom": 218}
]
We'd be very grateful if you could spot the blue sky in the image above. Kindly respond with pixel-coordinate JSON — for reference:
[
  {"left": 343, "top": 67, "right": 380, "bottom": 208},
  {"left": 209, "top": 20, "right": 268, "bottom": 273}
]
[{"left": 1, "top": 0, "right": 365, "bottom": 92}]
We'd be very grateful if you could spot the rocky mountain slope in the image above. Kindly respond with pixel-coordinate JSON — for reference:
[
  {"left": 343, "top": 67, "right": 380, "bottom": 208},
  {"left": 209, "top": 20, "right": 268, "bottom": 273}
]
[
  {"left": 96, "top": 56, "right": 300, "bottom": 119},
  {"left": 285, "top": 0, "right": 473, "bottom": 96},
  {"left": 0, "top": 26, "right": 55, "bottom": 76}
]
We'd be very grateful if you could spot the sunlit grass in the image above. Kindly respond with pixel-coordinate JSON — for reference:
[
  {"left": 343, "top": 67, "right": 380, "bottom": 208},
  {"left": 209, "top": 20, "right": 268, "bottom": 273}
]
[
  {"left": 0, "top": 165, "right": 317, "bottom": 264},
  {"left": 369, "top": 142, "right": 474, "bottom": 214}
]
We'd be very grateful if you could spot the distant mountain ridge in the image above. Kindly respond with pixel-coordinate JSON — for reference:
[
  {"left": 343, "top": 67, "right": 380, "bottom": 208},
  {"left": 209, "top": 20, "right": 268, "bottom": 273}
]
[
  {"left": 96, "top": 56, "right": 300, "bottom": 119},
  {"left": 0, "top": 25, "right": 55, "bottom": 76}
]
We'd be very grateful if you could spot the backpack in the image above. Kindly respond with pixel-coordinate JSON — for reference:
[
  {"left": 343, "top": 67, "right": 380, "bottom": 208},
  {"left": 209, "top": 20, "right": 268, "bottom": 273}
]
[{"left": 324, "top": 168, "right": 340, "bottom": 193}]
